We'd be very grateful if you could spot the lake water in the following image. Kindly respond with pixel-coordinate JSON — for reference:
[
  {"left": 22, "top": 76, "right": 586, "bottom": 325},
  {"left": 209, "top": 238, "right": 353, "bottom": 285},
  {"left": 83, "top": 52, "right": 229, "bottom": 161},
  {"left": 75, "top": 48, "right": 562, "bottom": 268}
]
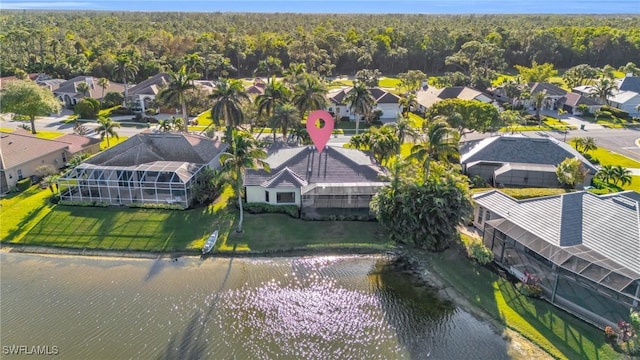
[{"left": 1, "top": 253, "right": 510, "bottom": 359}]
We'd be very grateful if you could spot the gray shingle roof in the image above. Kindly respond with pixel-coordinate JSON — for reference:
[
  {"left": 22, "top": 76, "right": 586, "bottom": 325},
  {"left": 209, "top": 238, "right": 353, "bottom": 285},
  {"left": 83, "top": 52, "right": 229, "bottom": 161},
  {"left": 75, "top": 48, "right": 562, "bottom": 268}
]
[
  {"left": 55, "top": 134, "right": 101, "bottom": 154},
  {"left": 127, "top": 73, "right": 170, "bottom": 97},
  {"left": 619, "top": 76, "right": 640, "bottom": 93},
  {"left": 86, "top": 131, "right": 226, "bottom": 167},
  {"left": 528, "top": 82, "right": 567, "bottom": 97},
  {"left": 474, "top": 190, "right": 640, "bottom": 276},
  {"left": 244, "top": 145, "right": 386, "bottom": 187},
  {"left": 0, "top": 131, "right": 69, "bottom": 168},
  {"left": 562, "top": 92, "right": 601, "bottom": 107},
  {"left": 461, "top": 135, "right": 598, "bottom": 174}
]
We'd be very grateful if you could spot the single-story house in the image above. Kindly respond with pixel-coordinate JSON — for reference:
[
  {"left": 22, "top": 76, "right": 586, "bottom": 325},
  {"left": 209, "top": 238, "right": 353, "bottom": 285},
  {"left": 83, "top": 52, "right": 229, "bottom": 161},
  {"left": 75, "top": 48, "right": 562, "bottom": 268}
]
[
  {"left": 559, "top": 92, "right": 603, "bottom": 115},
  {"left": 244, "top": 145, "right": 388, "bottom": 218},
  {"left": 518, "top": 82, "right": 567, "bottom": 111},
  {"left": 460, "top": 135, "right": 597, "bottom": 188},
  {"left": 416, "top": 86, "right": 493, "bottom": 112},
  {"left": 608, "top": 90, "right": 640, "bottom": 115},
  {"left": 617, "top": 74, "right": 640, "bottom": 93},
  {"left": 327, "top": 87, "right": 401, "bottom": 123},
  {"left": 126, "top": 73, "right": 171, "bottom": 113},
  {"left": 54, "top": 76, "right": 125, "bottom": 107},
  {"left": 55, "top": 134, "right": 102, "bottom": 157},
  {"left": 0, "top": 130, "right": 72, "bottom": 193},
  {"left": 473, "top": 189, "right": 640, "bottom": 329},
  {"left": 57, "top": 130, "right": 228, "bottom": 208}
]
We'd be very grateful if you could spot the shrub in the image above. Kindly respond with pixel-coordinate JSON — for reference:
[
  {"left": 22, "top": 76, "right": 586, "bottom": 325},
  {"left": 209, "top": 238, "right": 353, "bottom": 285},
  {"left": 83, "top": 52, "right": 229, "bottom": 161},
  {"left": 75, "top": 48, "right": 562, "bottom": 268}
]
[
  {"left": 604, "top": 326, "right": 616, "bottom": 341},
  {"left": 242, "top": 203, "right": 299, "bottom": 218},
  {"left": 74, "top": 98, "right": 101, "bottom": 119},
  {"left": 34, "top": 165, "right": 58, "bottom": 179},
  {"left": 469, "top": 175, "right": 487, "bottom": 188},
  {"left": 59, "top": 200, "right": 109, "bottom": 207},
  {"left": 516, "top": 282, "right": 542, "bottom": 298},
  {"left": 128, "top": 203, "right": 185, "bottom": 210},
  {"left": 16, "top": 178, "right": 32, "bottom": 192},
  {"left": 468, "top": 242, "right": 494, "bottom": 264},
  {"left": 49, "top": 194, "right": 60, "bottom": 204},
  {"left": 601, "top": 105, "right": 630, "bottom": 120},
  {"left": 103, "top": 92, "right": 125, "bottom": 108},
  {"left": 109, "top": 106, "right": 134, "bottom": 116}
]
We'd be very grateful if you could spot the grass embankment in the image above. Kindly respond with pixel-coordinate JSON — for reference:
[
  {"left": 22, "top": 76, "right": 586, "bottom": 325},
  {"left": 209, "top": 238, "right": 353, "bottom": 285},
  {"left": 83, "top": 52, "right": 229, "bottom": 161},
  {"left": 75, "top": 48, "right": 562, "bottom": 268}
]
[
  {"left": 569, "top": 140, "right": 640, "bottom": 192},
  {"left": 428, "top": 244, "right": 621, "bottom": 360},
  {"left": 1, "top": 186, "right": 389, "bottom": 253}
]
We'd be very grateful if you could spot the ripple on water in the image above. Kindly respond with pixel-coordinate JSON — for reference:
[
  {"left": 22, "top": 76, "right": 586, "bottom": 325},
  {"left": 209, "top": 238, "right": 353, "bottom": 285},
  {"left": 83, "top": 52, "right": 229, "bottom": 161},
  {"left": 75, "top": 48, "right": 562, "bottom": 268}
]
[{"left": 1, "top": 253, "right": 509, "bottom": 359}]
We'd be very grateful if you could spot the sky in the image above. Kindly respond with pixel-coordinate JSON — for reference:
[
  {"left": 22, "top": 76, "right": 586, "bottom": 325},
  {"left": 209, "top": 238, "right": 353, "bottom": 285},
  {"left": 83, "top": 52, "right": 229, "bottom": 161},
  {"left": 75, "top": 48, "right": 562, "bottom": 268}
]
[{"left": 1, "top": 0, "right": 639, "bottom": 14}]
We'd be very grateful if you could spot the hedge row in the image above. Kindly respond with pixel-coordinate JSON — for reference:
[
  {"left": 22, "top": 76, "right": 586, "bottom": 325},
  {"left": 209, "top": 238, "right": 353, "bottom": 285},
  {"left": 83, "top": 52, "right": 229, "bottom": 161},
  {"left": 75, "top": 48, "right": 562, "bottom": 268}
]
[
  {"left": 243, "top": 203, "right": 300, "bottom": 218},
  {"left": 128, "top": 203, "right": 185, "bottom": 210}
]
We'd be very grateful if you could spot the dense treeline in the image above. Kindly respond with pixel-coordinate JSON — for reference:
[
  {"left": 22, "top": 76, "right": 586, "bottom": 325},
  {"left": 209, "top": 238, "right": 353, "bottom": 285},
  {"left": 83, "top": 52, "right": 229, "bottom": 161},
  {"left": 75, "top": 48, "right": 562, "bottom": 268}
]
[{"left": 1, "top": 12, "right": 639, "bottom": 81}]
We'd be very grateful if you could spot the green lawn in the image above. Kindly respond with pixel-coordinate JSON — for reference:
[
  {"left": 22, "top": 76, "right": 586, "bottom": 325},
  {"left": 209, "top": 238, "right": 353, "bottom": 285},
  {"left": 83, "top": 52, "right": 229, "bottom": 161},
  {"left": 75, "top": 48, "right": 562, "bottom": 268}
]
[
  {"left": 428, "top": 247, "right": 621, "bottom": 360},
  {"left": 100, "top": 135, "right": 128, "bottom": 150},
  {"left": 500, "top": 117, "right": 575, "bottom": 132},
  {"left": 2, "top": 185, "right": 390, "bottom": 254},
  {"left": 0, "top": 127, "right": 64, "bottom": 139},
  {"left": 378, "top": 77, "right": 401, "bottom": 88},
  {"left": 194, "top": 111, "right": 214, "bottom": 127},
  {"left": 572, "top": 143, "right": 640, "bottom": 168}
]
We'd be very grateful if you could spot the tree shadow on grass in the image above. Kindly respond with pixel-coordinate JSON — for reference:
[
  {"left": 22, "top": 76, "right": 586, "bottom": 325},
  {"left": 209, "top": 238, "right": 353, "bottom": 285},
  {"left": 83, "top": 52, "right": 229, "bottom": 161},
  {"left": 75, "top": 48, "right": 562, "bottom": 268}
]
[
  {"left": 497, "top": 279, "right": 607, "bottom": 360},
  {"left": 3, "top": 205, "right": 51, "bottom": 242}
]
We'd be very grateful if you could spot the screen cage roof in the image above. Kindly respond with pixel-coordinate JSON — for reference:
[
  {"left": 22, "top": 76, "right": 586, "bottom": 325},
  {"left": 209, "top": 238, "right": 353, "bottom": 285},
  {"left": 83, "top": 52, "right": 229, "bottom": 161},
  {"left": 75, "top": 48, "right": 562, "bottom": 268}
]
[
  {"left": 59, "top": 161, "right": 205, "bottom": 184},
  {"left": 487, "top": 218, "right": 640, "bottom": 295}
]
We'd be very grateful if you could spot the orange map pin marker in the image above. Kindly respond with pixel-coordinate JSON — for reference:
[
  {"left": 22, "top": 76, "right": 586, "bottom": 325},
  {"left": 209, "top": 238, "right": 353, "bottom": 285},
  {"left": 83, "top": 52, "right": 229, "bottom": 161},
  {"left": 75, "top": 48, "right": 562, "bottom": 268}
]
[{"left": 306, "top": 110, "right": 334, "bottom": 154}]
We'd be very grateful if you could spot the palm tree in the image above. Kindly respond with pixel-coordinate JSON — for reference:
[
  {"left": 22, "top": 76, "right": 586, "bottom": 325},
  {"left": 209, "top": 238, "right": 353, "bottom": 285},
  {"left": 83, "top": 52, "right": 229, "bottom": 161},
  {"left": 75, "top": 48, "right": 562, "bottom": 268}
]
[
  {"left": 112, "top": 54, "right": 138, "bottom": 101},
  {"left": 612, "top": 165, "right": 632, "bottom": 187},
  {"left": 210, "top": 79, "right": 249, "bottom": 141},
  {"left": 97, "top": 78, "right": 109, "bottom": 104},
  {"left": 254, "top": 56, "right": 283, "bottom": 79},
  {"left": 368, "top": 126, "right": 400, "bottom": 165},
  {"left": 573, "top": 137, "right": 597, "bottom": 153},
  {"left": 76, "top": 81, "right": 90, "bottom": 97},
  {"left": 408, "top": 119, "right": 459, "bottom": 182},
  {"left": 157, "top": 118, "right": 172, "bottom": 132},
  {"left": 183, "top": 53, "right": 204, "bottom": 77},
  {"left": 157, "top": 65, "right": 198, "bottom": 132},
  {"left": 220, "top": 130, "right": 270, "bottom": 233},
  {"left": 398, "top": 93, "right": 418, "bottom": 115},
  {"left": 531, "top": 90, "right": 547, "bottom": 126},
  {"left": 595, "top": 165, "right": 615, "bottom": 184},
  {"left": 591, "top": 77, "right": 618, "bottom": 105},
  {"left": 385, "top": 116, "right": 418, "bottom": 145},
  {"left": 96, "top": 115, "right": 121, "bottom": 147},
  {"left": 345, "top": 81, "right": 375, "bottom": 135},
  {"left": 284, "top": 62, "right": 307, "bottom": 88},
  {"left": 269, "top": 103, "right": 300, "bottom": 141},
  {"left": 255, "top": 79, "right": 290, "bottom": 123},
  {"left": 292, "top": 74, "right": 328, "bottom": 121}
]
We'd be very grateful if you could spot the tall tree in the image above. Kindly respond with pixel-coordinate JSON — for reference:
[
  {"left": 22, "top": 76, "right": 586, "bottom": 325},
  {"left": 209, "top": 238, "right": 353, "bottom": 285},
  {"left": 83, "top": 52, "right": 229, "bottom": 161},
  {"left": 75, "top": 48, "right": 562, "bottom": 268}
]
[
  {"left": 76, "top": 81, "right": 90, "bottom": 97},
  {"left": 0, "top": 80, "right": 61, "bottom": 134},
  {"left": 220, "top": 130, "right": 270, "bottom": 233},
  {"left": 158, "top": 65, "right": 198, "bottom": 132},
  {"left": 611, "top": 165, "right": 632, "bottom": 187},
  {"left": 590, "top": 77, "right": 618, "bottom": 105},
  {"left": 112, "top": 54, "right": 138, "bottom": 101},
  {"left": 254, "top": 56, "right": 283, "bottom": 79},
  {"left": 183, "top": 53, "right": 204, "bottom": 77},
  {"left": 210, "top": 79, "right": 249, "bottom": 140},
  {"left": 563, "top": 64, "right": 599, "bottom": 88},
  {"left": 355, "top": 68, "right": 381, "bottom": 88},
  {"left": 425, "top": 98, "right": 500, "bottom": 135},
  {"left": 514, "top": 61, "right": 558, "bottom": 83},
  {"left": 531, "top": 90, "right": 547, "bottom": 126},
  {"left": 291, "top": 74, "right": 328, "bottom": 120},
  {"left": 255, "top": 79, "right": 291, "bottom": 122},
  {"left": 345, "top": 81, "right": 375, "bottom": 135},
  {"left": 619, "top": 62, "right": 640, "bottom": 76},
  {"left": 96, "top": 115, "right": 121, "bottom": 147},
  {"left": 283, "top": 62, "right": 307, "bottom": 88},
  {"left": 97, "top": 77, "right": 110, "bottom": 104},
  {"left": 269, "top": 103, "right": 300, "bottom": 140},
  {"left": 408, "top": 119, "right": 459, "bottom": 181}
]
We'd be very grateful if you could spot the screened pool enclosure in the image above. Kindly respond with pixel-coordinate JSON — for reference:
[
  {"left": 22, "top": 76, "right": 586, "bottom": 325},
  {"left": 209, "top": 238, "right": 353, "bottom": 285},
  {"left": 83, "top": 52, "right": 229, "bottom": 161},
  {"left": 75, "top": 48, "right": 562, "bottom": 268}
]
[{"left": 58, "top": 161, "right": 204, "bottom": 208}]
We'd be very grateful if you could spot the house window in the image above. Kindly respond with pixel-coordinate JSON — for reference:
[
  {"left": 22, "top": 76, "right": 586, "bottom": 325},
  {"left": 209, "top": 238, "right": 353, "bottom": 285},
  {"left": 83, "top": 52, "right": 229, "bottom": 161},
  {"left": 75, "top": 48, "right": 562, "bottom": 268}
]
[
  {"left": 265, "top": 191, "right": 270, "bottom": 202},
  {"left": 17, "top": 169, "right": 23, "bottom": 180},
  {"left": 276, "top": 192, "right": 295, "bottom": 204},
  {"left": 62, "top": 152, "right": 67, "bottom": 163},
  {"left": 477, "top": 208, "right": 484, "bottom": 223},
  {"left": 485, "top": 210, "right": 491, "bottom": 222}
]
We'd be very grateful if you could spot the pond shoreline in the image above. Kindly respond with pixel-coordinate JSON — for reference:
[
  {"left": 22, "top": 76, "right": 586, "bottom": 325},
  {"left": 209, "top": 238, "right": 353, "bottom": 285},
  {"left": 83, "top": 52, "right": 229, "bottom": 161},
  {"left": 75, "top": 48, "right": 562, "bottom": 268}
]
[{"left": 1, "top": 243, "right": 552, "bottom": 359}]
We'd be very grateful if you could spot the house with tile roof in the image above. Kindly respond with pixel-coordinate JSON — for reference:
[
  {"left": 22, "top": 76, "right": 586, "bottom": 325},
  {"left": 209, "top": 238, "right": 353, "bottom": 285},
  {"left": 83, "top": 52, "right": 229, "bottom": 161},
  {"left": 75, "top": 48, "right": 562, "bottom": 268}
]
[
  {"left": 473, "top": 189, "right": 640, "bottom": 329},
  {"left": 460, "top": 135, "right": 597, "bottom": 188},
  {"left": 0, "top": 131, "right": 72, "bottom": 193},
  {"left": 244, "top": 145, "right": 387, "bottom": 218},
  {"left": 56, "top": 130, "right": 228, "bottom": 208},
  {"left": 558, "top": 92, "right": 603, "bottom": 115},
  {"left": 53, "top": 76, "right": 125, "bottom": 108},
  {"left": 416, "top": 86, "right": 493, "bottom": 112},
  {"left": 55, "top": 134, "right": 102, "bottom": 156},
  {"left": 518, "top": 82, "right": 567, "bottom": 111},
  {"left": 326, "top": 87, "right": 401, "bottom": 123}
]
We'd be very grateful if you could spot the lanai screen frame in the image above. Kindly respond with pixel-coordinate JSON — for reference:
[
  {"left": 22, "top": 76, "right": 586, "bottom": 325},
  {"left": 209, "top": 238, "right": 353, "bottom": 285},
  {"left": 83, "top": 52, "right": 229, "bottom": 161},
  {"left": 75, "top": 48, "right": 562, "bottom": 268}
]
[
  {"left": 484, "top": 218, "right": 640, "bottom": 307},
  {"left": 57, "top": 162, "right": 206, "bottom": 208}
]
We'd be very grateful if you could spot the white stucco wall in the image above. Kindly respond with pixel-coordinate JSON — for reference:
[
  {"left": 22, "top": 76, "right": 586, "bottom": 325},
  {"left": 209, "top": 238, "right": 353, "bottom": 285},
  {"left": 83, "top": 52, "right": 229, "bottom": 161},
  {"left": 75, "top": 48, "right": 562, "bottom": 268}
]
[
  {"left": 246, "top": 186, "right": 301, "bottom": 207},
  {"left": 376, "top": 103, "right": 401, "bottom": 120}
]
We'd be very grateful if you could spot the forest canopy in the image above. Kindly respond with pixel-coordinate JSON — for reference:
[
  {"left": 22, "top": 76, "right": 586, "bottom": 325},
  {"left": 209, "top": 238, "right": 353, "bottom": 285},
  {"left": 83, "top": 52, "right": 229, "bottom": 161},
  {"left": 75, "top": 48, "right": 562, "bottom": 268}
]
[{"left": 1, "top": 12, "right": 639, "bottom": 81}]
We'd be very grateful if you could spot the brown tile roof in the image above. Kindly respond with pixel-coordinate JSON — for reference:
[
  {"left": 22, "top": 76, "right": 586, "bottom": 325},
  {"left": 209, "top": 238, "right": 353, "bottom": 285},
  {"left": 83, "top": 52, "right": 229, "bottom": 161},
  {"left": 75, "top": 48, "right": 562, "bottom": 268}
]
[
  {"left": 55, "top": 134, "right": 102, "bottom": 154},
  {"left": 561, "top": 92, "right": 601, "bottom": 107},
  {"left": 0, "top": 131, "right": 69, "bottom": 169},
  {"left": 127, "top": 73, "right": 170, "bottom": 97}
]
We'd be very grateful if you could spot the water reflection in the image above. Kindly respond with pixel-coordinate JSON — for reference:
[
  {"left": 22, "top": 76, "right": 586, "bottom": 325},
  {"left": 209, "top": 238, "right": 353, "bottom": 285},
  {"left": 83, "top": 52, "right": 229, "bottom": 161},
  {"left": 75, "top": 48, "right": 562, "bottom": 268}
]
[{"left": 1, "top": 253, "right": 509, "bottom": 359}]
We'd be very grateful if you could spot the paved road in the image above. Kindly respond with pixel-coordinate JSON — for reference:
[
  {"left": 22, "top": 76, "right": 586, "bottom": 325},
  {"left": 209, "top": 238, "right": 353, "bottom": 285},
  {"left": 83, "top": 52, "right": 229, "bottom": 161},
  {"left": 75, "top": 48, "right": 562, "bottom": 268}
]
[{"left": 4, "top": 113, "right": 640, "bottom": 163}]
